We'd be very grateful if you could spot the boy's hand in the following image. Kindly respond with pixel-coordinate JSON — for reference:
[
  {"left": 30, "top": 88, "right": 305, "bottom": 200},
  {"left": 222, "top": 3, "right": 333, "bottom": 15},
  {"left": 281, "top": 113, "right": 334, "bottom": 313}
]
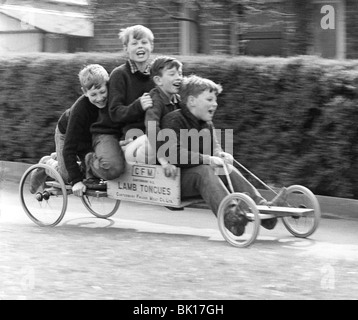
[
  {"left": 219, "top": 152, "right": 234, "bottom": 165},
  {"left": 72, "top": 181, "right": 87, "bottom": 197},
  {"left": 162, "top": 163, "right": 178, "bottom": 178},
  {"left": 209, "top": 156, "right": 225, "bottom": 168},
  {"left": 140, "top": 93, "right": 153, "bottom": 111}
]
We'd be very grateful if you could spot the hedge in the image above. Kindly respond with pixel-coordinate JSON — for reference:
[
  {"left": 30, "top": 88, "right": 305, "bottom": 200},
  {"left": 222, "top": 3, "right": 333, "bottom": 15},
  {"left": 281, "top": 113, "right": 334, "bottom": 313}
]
[{"left": 1, "top": 52, "right": 358, "bottom": 198}]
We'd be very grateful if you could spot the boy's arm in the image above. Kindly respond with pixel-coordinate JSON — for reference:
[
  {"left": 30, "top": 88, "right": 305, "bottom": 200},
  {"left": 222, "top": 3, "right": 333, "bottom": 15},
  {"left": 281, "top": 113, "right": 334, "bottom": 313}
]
[
  {"left": 107, "top": 70, "right": 146, "bottom": 124},
  {"left": 212, "top": 124, "right": 223, "bottom": 157},
  {"left": 161, "top": 114, "right": 211, "bottom": 168},
  {"left": 146, "top": 100, "right": 177, "bottom": 175},
  {"left": 144, "top": 96, "right": 164, "bottom": 141},
  {"left": 211, "top": 123, "right": 234, "bottom": 164}
]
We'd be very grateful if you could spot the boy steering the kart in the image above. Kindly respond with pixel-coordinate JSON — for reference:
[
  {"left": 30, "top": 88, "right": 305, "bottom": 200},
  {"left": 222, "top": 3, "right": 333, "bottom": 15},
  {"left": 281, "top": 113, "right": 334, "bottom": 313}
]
[{"left": 160, "top": 75, "right": 287, "bottom": 236}]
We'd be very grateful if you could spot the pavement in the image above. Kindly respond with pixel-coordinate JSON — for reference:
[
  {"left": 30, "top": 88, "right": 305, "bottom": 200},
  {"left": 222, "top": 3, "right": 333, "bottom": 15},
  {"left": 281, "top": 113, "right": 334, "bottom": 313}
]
[{"left": 1, "top": 161, "right": 358, "bottom": 300}]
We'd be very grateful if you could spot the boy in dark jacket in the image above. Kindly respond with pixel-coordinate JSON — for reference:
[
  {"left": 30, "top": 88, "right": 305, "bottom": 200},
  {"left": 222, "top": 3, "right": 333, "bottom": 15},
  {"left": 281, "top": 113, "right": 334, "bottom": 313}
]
[
  {"left": 161, "top": 75, "right": 287, "bottom": 235},
  {"left": 88, "top": 25, "right": 155, "bottom": 177},
  {"left": 124, "top": 56, "right": 182, "bottom": 177},
  {"left": 30, "top": 64, "right": 120, "bottom": 197}
]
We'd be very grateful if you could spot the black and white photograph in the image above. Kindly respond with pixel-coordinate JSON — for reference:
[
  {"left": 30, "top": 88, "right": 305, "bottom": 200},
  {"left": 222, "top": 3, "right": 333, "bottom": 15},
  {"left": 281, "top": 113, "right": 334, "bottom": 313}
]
[{"left": 1, "top": 0, "right": 358, "bottom": 303}]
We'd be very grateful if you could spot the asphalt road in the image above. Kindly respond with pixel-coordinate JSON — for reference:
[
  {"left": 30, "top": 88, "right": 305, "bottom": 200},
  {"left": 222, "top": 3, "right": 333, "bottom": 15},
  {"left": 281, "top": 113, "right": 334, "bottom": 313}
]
[{"left": 1, "top": 181, "right": 358, "bottom": 300}]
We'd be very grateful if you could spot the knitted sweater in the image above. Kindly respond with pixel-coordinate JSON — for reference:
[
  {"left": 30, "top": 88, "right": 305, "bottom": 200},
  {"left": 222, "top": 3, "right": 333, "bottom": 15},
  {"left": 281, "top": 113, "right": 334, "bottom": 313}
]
[
  {"left": 160, "top": 106, "right": 222, "bottom": 168},
  {"left": 58, "top": 95, "right": 99, "bottom": 185},
  {"left": 145, "top": 87, "right": 180, "bottom": 138},
  {"left": 91, "top": 61, "right": 155, "bottom": 138}
]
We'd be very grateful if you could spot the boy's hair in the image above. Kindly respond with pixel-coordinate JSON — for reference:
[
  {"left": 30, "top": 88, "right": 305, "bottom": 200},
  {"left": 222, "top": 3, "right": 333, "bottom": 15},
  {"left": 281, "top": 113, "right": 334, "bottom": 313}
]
[
  {"left": 119, "top": 25, "right": 154, "bottom": 46},
  {"left": 79, "top": 64, "right": 109, "bottom": 91},
  {"left": 180, "top": 75, "right": 223, "bottom": 105},
  {"left": 150, "top": 56, "right": 183, "bottom": 78}
]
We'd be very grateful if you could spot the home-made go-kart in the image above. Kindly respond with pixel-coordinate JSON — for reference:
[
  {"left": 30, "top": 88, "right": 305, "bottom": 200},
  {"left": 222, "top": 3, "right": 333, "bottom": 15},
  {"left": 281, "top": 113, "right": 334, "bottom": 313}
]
[{"left": 19, "top": 159, "right": 321, "bottom": 248}]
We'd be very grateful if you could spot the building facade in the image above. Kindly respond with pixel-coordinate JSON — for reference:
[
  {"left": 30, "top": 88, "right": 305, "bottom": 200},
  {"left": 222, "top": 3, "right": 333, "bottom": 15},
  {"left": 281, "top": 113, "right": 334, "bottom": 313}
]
[
  {"left": 0, "top": 0, "right": 92, "bottom": 54},
  {"left": 0, "top": 0, "right": 357, "bottom": 59}
]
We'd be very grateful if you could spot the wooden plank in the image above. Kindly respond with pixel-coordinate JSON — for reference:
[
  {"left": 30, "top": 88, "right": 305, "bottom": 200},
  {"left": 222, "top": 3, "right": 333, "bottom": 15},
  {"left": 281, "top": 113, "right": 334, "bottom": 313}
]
[{"left": 257, "top": 205, "right": 314, "bottom": 217}]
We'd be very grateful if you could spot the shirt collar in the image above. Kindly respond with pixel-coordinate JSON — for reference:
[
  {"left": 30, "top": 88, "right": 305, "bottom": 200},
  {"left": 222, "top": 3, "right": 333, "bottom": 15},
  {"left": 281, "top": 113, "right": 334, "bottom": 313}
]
[
  {"left": 128, "top": 59, "right": 151, "bottom": 75},
  {"left": 171, "top": 94, "right": 179, "bottom": 105},
  {"left": 156, "top": 87, "right": 180, "bottom": 106}
]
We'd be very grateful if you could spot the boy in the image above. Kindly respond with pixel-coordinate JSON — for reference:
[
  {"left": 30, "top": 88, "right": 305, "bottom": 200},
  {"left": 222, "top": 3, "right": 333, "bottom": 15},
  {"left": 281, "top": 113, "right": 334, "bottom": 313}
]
[
  {"left": 30, "top": 64, "right": 122, "bottom": 197},
  {"left": 161, "top": 75, "right": 287, "bottom": 236},
  {"left": 124, "top": 56, "right": 182, "bottom": 177},
  {"left": 89, "top": 25, "right": 155, "bottom": 174}
]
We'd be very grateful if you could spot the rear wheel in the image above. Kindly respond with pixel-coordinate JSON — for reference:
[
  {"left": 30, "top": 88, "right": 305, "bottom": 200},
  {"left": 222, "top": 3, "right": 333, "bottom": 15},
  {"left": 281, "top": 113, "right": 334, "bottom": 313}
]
[
  {"left": 217, "top": 193, "right": 260, "bottom": 248},
  {"left": 81, "top": 190, "right": 120, "bottom": 219},
  {"left": 19, "top": 164, "right": 68, "bottom": 227},
  {"left": 282, "top": 185, "right": 321, "bottom": 238}
]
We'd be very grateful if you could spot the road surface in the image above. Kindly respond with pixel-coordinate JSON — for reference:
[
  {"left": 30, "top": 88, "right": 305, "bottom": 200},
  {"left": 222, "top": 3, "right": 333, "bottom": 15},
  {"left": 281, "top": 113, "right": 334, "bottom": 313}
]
[{"left": 1, "top": 181, "right": 358, "bottom": 300}]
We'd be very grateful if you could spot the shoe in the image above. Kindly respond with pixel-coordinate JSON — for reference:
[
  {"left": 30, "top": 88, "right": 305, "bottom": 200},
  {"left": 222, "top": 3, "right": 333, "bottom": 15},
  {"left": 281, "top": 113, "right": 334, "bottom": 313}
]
[
  {"left": 224, "top": 202, "right": 248, "bottom": 236},
  {"left": 259, "top": 188, "right": 287, "bottom": 230},
  {"left": 29, "top": 156, "right": 51, "bottom": 194},
  {"left": 261, "top": 217, "right": 278, "bottom": 230},
  {"left": 83, "top": 178, "right": 107, "bottom": 190},
  {"left": 267, "top": 187, "right": 288, "bottom": 207}
]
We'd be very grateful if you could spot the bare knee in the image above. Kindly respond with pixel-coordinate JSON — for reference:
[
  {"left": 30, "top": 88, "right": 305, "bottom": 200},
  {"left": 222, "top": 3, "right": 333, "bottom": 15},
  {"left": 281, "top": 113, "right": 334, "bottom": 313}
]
[{"left": 103, "top": 162, "right": 125, "bottom": 180}]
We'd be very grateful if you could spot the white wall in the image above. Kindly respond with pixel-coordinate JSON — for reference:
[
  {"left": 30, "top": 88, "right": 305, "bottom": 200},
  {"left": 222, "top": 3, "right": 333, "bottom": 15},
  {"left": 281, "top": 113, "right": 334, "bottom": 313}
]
[
  {"left": 0, "top": 32, "right": 43, "bottom": 54},
  {"left": 0, "top": 12, "right": 43, "bottom": 54}
]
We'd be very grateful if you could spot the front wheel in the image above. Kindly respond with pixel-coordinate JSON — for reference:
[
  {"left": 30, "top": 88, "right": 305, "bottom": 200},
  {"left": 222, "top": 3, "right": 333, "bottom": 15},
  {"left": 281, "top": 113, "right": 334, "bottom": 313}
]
[
  {"left": 282, "top": 185, "right": 321, "bottom": 238},
  {"left": 217, "top": 193, "right": 260, "bottom": 248}
]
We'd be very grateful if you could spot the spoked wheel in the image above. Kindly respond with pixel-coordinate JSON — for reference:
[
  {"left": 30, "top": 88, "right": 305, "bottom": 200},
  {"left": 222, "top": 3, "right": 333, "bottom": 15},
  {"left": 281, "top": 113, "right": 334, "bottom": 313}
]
[
  {"left": 19, "top": 164, "right": 68, "bottom": 227},
  {"left": 81, "top": 190, "right": 120, "bottom": 219},
  {"left": 217, "top": 193, "right": 260, "bottom": 248},
  {"left": 282, "top": 185, "right": 321, "bottom": 238}
]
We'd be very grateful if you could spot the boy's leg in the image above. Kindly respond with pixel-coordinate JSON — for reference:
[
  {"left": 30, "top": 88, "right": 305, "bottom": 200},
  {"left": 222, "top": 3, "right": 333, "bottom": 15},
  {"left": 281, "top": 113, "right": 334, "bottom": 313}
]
[
  {"left": 54, "top": 126, "right": 70, "bottom": 183},
  {"left": 29, "top": 155, "right": 52, "bottom": 194},
  {"left": 124, "top": 135, "right": 156, "bottom": 165},
  {"left": 221, "top": 165, "right": 287, "bottom": 230},
  {"left": 123, "top": 136, "right": 143, "bottom": 164},
  {"left": 88, "top": 134, "right": 126, "bottom": 181},
  {"left": 181, "top": 165, "right": 229, "bottom": 216},
  {"left": 181, "top": 165, "right": 252, "bottom": 236},
  {"left": 29, "top": 126, "right": 68, "bottom": 193}
]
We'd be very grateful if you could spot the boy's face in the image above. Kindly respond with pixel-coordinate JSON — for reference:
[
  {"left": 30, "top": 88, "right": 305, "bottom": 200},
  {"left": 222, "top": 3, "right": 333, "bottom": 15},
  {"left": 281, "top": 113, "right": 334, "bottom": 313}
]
[
  {"left": 154, "top": 66, "right": 183, "bottom": 96},
  {"left": 125, "top": 34, "right": 153, "bottom": 64},
  {"left": 83, "top": 83, "right": 108, "bottom": 109},
  {"left": 188, "top": 89, "right": 218, "bottom": 122}
]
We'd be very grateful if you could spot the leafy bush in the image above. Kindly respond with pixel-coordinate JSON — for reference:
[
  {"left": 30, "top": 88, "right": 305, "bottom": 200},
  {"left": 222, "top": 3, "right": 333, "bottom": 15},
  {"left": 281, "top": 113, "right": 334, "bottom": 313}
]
[{"left": 1, "top": 53, "right": 358, "bottom": 198}]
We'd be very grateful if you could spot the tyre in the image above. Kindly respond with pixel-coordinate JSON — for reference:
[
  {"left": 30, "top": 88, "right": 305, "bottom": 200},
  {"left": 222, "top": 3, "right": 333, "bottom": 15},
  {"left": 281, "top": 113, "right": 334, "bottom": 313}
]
[
  {"left": 81, "top": 190, "right": 120, "bottom": 219},
  {"left": 282, "top": 185, "right": 321, "bottom": 238},
  {"left": 217, "top": 193, "right": 260, "bottom": 248},
  {"left": 19, "top": 164, "right": 68, "bottom": 227}
]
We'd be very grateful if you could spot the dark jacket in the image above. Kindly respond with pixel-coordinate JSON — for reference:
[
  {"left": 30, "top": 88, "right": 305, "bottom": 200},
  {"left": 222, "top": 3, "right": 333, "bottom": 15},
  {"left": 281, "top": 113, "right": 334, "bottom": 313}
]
[
  {"left": 59, "top": 95, "right": 98, "bottom": 185},
  {"left": 146, "top": 87, "right": 180, "bottom": 139},
  {"left": 91, "top": 61, "right": 155, "bottom": 138},
  {"left": 160, "top": 106, "right": 222, "bottom": 168}
]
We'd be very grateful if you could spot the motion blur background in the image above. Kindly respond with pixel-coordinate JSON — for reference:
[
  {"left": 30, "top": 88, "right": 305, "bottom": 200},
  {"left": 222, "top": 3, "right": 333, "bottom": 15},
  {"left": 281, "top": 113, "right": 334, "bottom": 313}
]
[{"left": 1, "top": 0, "right": 358, "bottom": 199}]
